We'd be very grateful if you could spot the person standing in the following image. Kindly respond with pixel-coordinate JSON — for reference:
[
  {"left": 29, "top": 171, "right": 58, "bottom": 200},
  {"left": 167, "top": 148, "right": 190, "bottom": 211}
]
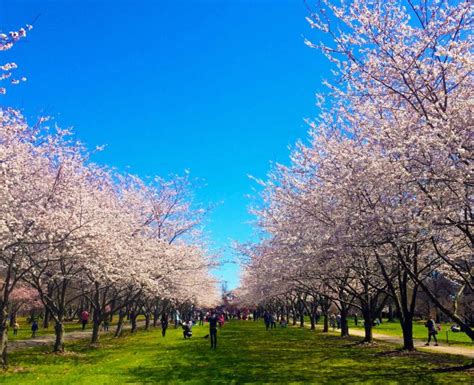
[
  {"left": 270, "top": 314, "right": 276, "bottom": 329},
  {"left": 209, "top": 312, "right": 218, "bottom": 349},
  {"left": 264, "top": 312, "right": 270, "bottom": 331},
  {"left": 161, "top": 314, "right": 169, "bottom": 337},
  {"left": 81, "top": 310, "right": 90, "bottom": 331},
  {"left": 13, "top": 322, "right": 19, "bottom": 336},
  {"left": 199, "top": 311, "right": 204, "bottom": 326},
  {"left": 425, "top": 318, "right": 439, "bottom": 346},
  {"left": 31, "top": 320, "right": 38, "bottom": 337}
]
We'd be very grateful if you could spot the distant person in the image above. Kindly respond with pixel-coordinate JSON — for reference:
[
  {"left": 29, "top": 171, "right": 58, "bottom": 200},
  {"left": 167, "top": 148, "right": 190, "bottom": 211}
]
[
  {"left": 31, "top": 320, "right": 38, "bottom": 337},
  {"left": 13, "top": 322, "right": 19, "bottom": 336},
  {"left": 174, "top": 311, "right": 180, "bottom": 329},
  {"left": 424, "top": 318, "right": 439, "bottom": 346},
  {"left": 336, "top": 314, "right": 341, "bottom": 329},
  {"left": 161, "top": 314, "right": 169, "bottom": 337},
  {"left": 270, "top": 314, "right": 276, "bottom": 329},
  {"left": 81, "top": 310, "right": 90, "bottom": 330},
  {"left": 264, "top": 312, "right": 271, "bottom": 331},
  {"left": 451, "top": 324, "right": 461, "bottom": 333},
  {"left": 182, "top": 321, "right": 193, "bottom": 339},
  {"left": 102, "top": 318, "right": 110, "bottom": 332},
  {"left": 199, "top": 311, "right": 204, "bottom": 326},
  {"left": 280, "top": 317, "right": 287, "bottom": 328},
  {"left": 218, "top": 314, "right": 225, "bottom": 328},
  {"left": 209, "top": 312, "right": 218, "bottom": 349},
  {"left": 330, "top": 314, "right": 336, "bottom": 330}
]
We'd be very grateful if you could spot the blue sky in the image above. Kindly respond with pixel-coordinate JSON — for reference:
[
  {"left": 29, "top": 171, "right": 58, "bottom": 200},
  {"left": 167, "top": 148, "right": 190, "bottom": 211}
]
[{"left": 1, "top": 0, "right": 331, "bottom": 290}]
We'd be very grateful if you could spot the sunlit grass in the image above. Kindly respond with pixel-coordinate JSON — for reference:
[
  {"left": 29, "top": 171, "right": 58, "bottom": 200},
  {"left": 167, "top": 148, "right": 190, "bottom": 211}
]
[
  {"left": 2, "top": 320, "right": 472, "bottom": 384},
  {"left": 344, "top": 318, "right": 472, "bottom": 346}
]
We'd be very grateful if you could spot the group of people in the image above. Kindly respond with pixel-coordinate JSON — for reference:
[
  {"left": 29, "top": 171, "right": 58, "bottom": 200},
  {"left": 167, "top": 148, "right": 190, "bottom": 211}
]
[
  {"left": 263, "top": 312, "right": 288, "bottom": 330},
  {"left": 159, "top": 310, "right": 224, "bottom": 349}
]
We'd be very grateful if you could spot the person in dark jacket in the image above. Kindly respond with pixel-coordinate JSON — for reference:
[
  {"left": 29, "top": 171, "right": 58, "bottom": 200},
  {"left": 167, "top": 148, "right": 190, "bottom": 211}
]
[
  {"left": 182, "top": 321, "right": 193, "bottom": 339},
  {"left": 209, "top": 312, "right": 218, "bottom": 349},
  {"left": 161, "top": 314, "right": 169, "bottom": 337},
  {"left": 425, "top": 318, "right": 439, "bottom": 346}
]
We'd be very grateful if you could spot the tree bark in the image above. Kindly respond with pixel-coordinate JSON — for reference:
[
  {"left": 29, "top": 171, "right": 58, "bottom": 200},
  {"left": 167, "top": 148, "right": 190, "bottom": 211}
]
[
  {"left": 43, "top": 307, "right": 51, "bottom": 329},
  {"left": 145, "top": 313, "right": 151, "bottom": 331},
  {"left": 340, "top": 306, "right": 349, "bottom": 337},
  {"left": 53, "top": 321, "right": 65, "bottom": 352},
  {"left": 0, "top": 311, "right": 8, "bottom": 369},
  {"left": 115, "top": 311, "right": 125, "bottom": 337},
  {"left": 400, "top": 316, "right": 415, "bottom": 351},
  {"left": 323, "top": 313, "right": 329, "bottom": 333},
  {"left": 153, "top": 309, "right": 159, "bottom": 328},
  {"left": 131, "top": 314, "right": 137, "bottom": 334}
]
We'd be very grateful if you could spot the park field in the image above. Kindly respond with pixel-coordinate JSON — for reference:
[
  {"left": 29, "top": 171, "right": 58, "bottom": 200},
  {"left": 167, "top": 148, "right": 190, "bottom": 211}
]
[
  {"left": 1, "top": 320, "right": 473, "bottom": 384},
  {"left": 347, "top": 319, "right": 472, "bottom": 346}
]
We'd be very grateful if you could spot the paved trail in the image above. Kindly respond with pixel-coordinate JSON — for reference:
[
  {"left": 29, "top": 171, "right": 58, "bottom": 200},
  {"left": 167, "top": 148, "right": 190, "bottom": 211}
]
[
  {"left": 9, "top": 321, "right": 473, "bottom": 359},
  {"left": 9, "top": 320, "right": 148, "bottom": 351},
  {"left": 304, "top": 324, "right": 473, "bottom": 358}
]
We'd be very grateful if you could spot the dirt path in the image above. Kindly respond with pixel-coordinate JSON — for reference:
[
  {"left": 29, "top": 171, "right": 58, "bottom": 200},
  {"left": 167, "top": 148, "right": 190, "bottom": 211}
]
[
  {"left": 304, "top": 324, "right": 473, "bottom": 358},
  {"left": 8, "top": 321, "right": 148, "bottom": 351}
]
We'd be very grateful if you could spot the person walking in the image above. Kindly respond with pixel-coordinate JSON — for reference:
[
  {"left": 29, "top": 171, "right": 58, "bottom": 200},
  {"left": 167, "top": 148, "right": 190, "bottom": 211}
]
[
  {"left": 425, "top": 318, "right": 439, "bottom": 346},
  {"left": 270, "top": 314, "right": 276, "bottom": 329},
  {"left": 81, "top": 310, "right": 90, "bottom": 331},
  {"left": 161, "top": 314, "right": 169, "bottom": 337},
  {"left": 199, "top": 311, "right": 204, "bottom": 326},
  {"left": 263, "top": 312, "right": 270, "bottom": 331},
  {"left": 31, "top": 320, "right": 38, "bottom": 338},
  {"left": 13, "top": 321, "right": 19, "bottom": 336},
  {"left": 209, "top": 312, "right": 218, "bottom": 349}
]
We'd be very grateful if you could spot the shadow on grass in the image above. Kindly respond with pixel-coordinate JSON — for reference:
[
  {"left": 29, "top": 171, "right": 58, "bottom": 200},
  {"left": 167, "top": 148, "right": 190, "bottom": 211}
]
[{"left": 125, "top": 322, "right": 471, "bottom": 384}]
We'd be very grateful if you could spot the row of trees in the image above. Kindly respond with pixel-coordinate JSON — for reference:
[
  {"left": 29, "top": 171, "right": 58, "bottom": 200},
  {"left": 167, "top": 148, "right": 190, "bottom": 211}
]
[
  {"left": 0, "top": 24, "right": 219, "bottom": 368},
  {"left": 237, "top": 0, "right": 472, "bottom": 351}
]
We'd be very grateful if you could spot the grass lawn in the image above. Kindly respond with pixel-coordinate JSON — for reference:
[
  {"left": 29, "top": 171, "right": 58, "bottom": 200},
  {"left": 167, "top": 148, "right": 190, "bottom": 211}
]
[
  {"left": 8, "top": 315, "right": 147, "bottom": 341},
  {"left": 1, "top": 321, "right": 473, "bottom": 384},
  {"left": 346, "top": 319, "right": 473, "bottom": 347}
]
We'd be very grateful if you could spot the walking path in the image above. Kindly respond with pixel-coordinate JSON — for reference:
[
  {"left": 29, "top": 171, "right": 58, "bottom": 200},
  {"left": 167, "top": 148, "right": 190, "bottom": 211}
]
[
  {"left": 305, "top": 324, "right": 473, "bottom": 358},
  {"left": 9, "top": 321, "right": 147, "bottom": 351}
]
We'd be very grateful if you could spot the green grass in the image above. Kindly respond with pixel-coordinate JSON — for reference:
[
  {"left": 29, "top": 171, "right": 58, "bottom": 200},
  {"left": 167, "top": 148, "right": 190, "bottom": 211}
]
[
  {"left": 9, "top": 315, "right": 146, "bottom": 341},
  {"left": 345, "top": 319, "right": 473, "bottom": 347},
  {"left": 1, "top": 321, "right": 473, "bottom": 384}
]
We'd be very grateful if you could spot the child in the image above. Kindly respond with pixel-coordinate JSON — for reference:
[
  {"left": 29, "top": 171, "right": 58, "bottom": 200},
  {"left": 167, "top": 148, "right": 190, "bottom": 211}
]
[{"left": 31, "top": 320, "right": 39, "bottom": 337}]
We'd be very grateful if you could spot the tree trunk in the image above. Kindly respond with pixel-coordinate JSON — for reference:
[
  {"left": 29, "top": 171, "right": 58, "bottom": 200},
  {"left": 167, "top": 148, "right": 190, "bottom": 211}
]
[
  {"left": 91, "top": 320, "right": 101, "bottom": 344},
  {"left": 43, "top": 307, "right": 50, "bottom": 329},
  {"left": 9, "top": 312, "right": 16, "bottom": 328},
  {"left": 0, "top": 311, "right": 8, "bottom": 369},
  {"left": 145, "top": 313, "right": 151, "bottom": 331},
  {"left": 91, "top": 309, "right": 101, "bottom": 345},
  {"left": 115, "top": 311, "right": 125, "bottom": 337},
  {"left": 388, "top": 304, "right": 394, "bottom": 322},
  {"left": 340, "top": 307, "right": 349, "bottom": 337},
  {"left": 131, "top": 315, "right": 137, "bottom": 333},
  {"left": 310, "top": 315, "right": 315, "bottom": 330},
  {"left": 400, "top": 316, "right": 415, "bottom": 351},
  {"left": 323, "top": 313, "right": 329, "bottom": 333},
  {"left": 53, "top": 321, "right": 65, "bottom": 352},
  {"left": 153, "top": 309, "right": 159, "bottom": 328},
  {"left": 363, "top": 319, "right": 373, "bottom": 343},
  {"left": 299, "top": 313, "right": 304, "bottom": 328}
]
